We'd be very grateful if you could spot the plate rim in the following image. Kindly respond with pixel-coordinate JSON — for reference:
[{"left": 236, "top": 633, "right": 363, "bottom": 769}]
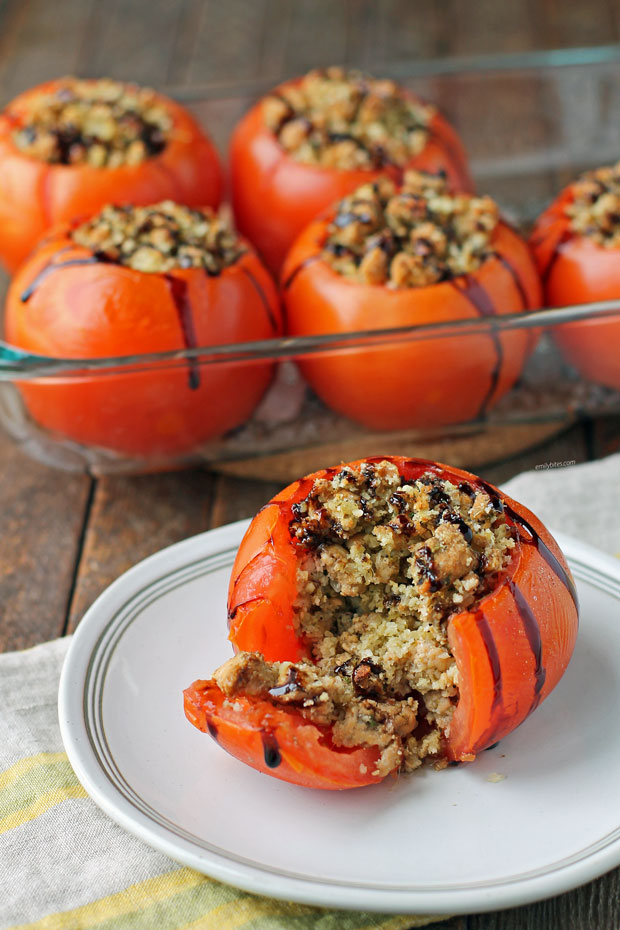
[{"left": 58, "top": 523, "right": 620, "bottom": 915}]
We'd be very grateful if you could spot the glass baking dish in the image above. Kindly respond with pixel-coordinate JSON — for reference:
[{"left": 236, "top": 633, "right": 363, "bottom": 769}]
[{"left": 1, "top": 47, "right": 620, "bottom": 478}]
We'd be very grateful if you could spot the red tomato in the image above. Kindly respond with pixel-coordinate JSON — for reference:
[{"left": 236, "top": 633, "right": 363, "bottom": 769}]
[
  {"left": 230, "top": 81, "right": 471, "bottom": 276},
  {"left": 5, "top": 228, "right": 281, "bottom": 458},
  {"left": 184, "top": 457, "right": 579, "bottom": 790},
  {"left": 530, "top": 187, "right": 620, "bottom": 390},
  {"left": 0, "top": 79, "right": 223, "bottom": 272},
  {"left": 280, "top": 218, "right": 542, "bottom": 430}
]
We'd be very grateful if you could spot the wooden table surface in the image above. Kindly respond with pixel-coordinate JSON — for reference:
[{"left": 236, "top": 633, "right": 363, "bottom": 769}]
[{"left": 1, "top": 2, "right": 620, "bottom": 928}]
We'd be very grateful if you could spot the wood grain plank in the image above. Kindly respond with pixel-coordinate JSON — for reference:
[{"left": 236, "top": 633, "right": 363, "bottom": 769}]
[
  {"left": 185, "top": 0, "right": 268, "bottom": 87},
  {"left": 469, "top": 867, "right": 620, "bottom": 929},
  {"left": 376, "top": 0, "right": 452, "bottom": 64},
  {"left": 76, "top": 0, "right": 183, "bottom": 87},
  {"left": 257, "top": 0, "right": 292, "bottom": 83},
  {"left": 209, "top": 474, "right": 282, "bottom": 529},
  {"left": 283, "top": 0, "right": 348, "bottom": 75},
  {"left": 589, "top": 414, "right": 620, "bottom": 462},
  {"left": 533, "top": 0, "right": 619, "bottom": 48},
  {"left": 0, "top": 0, "right": 93, "bottom": 105},
  {"left": 0, "top": 435, "right": 91, "bottom": 650},
  {"left": 343, "top": 0, "right": 385, "bottom": 70},
  {"left": 480, "top": 422, "right": 589, "bottom": 487},
  {"left": 446, "top": 0, "right": 536, "bottom": 56},
  {"left": 67, "top": 469, "right": 215, "bottom": 632}
]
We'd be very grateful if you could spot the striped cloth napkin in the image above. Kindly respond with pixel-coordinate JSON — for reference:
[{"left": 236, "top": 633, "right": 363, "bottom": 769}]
[
  {"left": 0, "top": 637, "right": 442, "bottom": 930},
  {"left": 2, "top": 452, "right": 618, "bottom": 929}
]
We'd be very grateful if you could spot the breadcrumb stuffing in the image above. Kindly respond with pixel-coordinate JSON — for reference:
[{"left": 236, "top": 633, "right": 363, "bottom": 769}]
[
  {"left": 566, "top": 161, "right": 620, "bottom": 245},
  {"left": 215, "top": 461, "right": 515, "bottom": 778},
  {"left": 11, "top": 77, "right": 171, "bottom": 167},
  {"left": 262, "top": 66, "right": 433, "bottom": 170},
  {"left": 322, "top": 171, "right": 500, "bottom": 287},
  {"left": 72, "top": 201, "right": 244, "bottom": 274}
]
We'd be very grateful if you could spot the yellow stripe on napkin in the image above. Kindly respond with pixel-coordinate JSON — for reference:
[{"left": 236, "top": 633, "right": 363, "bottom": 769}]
[
  {"left": 0, "top": 752, "right": 87, "bottom": 834},
  {"left": 3, "top": 753, "right": 445, "bottom": 930},
  {"left": 8, "top": 864, "right": 443, "bottom": 930}
]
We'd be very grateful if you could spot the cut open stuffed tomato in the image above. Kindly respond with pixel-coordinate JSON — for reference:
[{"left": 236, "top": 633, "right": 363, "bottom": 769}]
[
  {"left": 184, "top": 456, "right": 578, "bottom": 790},
  {"left": 4, "top": 202, "right": 281, "bottom": 458},
  {"left": 230, "top": 67, "right": 471, "bottom": 275},
  {"left": 0, "top": 77, "right": 223, "bottom": 272},
  {"left": 281, "top": 172, "right": 542, "bottom": 430},
  {"left": 530, "top": 161, "right": 620, "bottom": 391}
]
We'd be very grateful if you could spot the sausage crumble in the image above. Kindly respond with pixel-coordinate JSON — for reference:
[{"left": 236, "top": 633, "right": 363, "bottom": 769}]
[
  {"left": 11, "top": 77, "right": 171, "bottom": 167},
  {"left": 72, "top": 201, "right": 245, "bottom": 274},
  {"left": 215, "top": 460, "right": 515, "bottom": 776},
  {"left": 566, "top": 161, "right": 620, "bottom": 246},
  {"left": 321, "top": 171, "right": 500, "bottom": 287},
  {"left": 262, "top": 66, "right": 434, "bottom": 170}
]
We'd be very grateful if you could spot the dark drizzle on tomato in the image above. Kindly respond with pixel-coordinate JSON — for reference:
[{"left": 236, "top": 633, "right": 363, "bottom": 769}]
[
  {"left": 507, "top": 577, "right": 546, "bottom": 707},
  {"left": 450, "top": 276, "right": 502, "bottom": 419},
  {"left": 282, "top": 253, "right": 322, "bottom": 290},
  {"left": 496, "top": 254, "right": 530, "bottom": 309},
  {"left": 207, "top": 720, "right": 219, "bottom": 741},
  {"left": 19, "top": 249, "right": 203, "bottom": 391},
  {"left": 164, "top": 274, "right": 200, "bottom": 390},
  {"left": 20, "top": 247, "right": 114, "bottom": 302},
  {"left": 533, "top": 225, "right": 572, "bottom": 284},
  {"left": 476, "top": 478, "right": 578, "bottom": 609},
  {"left": 240, "top": 266, "right": 279, "bottom": 331},
  {"left": 227, "top": 595, "right": 264, "bottom": 622},
  {"left": 261, "top": 731, "right": 282, "bottom": 768},
  {"left": 475, "top": 609, "right": 503, "bottom": 712}
]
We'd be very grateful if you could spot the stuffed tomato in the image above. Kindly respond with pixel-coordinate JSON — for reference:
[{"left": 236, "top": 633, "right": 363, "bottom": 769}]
[
  {"left": 281, "top": 171, "right": 542, "bottom": 430},
  {"left": 4, "top": 201, "right": 281, "bottom": 458},
  {"left": 230, "top": 66, "right": 471, "bottom": 275},
  {"left": 0, "top": 77, "right": 223, "bottom": 271},
  {"left": 530, "top": 161, "right": 620, "bottom": 391},
  {"left": 184, "top": 456, "right": 578, "bottom": 790}
]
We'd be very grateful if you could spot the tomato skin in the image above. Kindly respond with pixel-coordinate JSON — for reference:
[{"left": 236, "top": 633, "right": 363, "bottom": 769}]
[
  {"left": 230, "top": 83, "right": 472, "bottom": 276},
  {"left": 187, "top": 457, "right": 578, "bottom": 788},
  {"left": 0, "top": 79, "right": 223, "bottom": 272},
  {"left": 5, "top": 229, "right": 281, "bottom": 457},
  {"left": 184, "top": 680, "right": 383, "bottom": 790},
  {"left": 281, "top": 219, "right": 542, "bottom": 430},
  {"left": 531, "top": 191, "right": 620, "bottom": 390}
]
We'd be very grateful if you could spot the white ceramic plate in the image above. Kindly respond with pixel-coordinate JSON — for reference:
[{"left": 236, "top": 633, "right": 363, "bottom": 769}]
[{"left": 59, "top": 522, "right": 620, "bottom": 915}]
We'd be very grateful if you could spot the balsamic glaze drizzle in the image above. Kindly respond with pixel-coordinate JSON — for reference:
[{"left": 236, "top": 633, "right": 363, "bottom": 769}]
[
  {"left": 227, "top": 595, "right": 263, "bottom": 622},
  {"left": 268, "top": 666, "right": 301, "bottom": 698},
  {"left": 496, "top": 254, "right": 529, "bottom": 309},
  {"left": 261, "top": 731, "right": 282, "bottom": 768},
  {"left": 507, "top": 577, "right": 546, "bottom": 705},
  {"left": 20, "top": 249, "right": 108, "bottom": 302},
  {"left": 282, "top": 253, "right": 322, "bottom": 290},
  {"left": 536, "top": 227, "right": 572, "bottom": 284},
  {"left": 240, "top": 266, "right": 279, "bottom": 331},
  {"left": 451, "top": 276, "right": 503, "bottom": 419},
  {"left": 207, "top": 721, "right": 219, "bottom": 741},
  {"left": 476, "top": 478, "right": 578, "bottom": 609},
  {"left": 475, "top": 610, "right": 503, "bottom": 712},
  {"left": 164, "top": 274, "right": 200, "bottom": 390}
]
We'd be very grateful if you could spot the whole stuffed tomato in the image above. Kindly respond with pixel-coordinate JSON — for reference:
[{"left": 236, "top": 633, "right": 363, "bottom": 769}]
[
  {"left": 185, "top": 457, "right": 578, "bottom": 790},
  {"left": 280, "top": 171, "right": 542, "bottom": 431},
  {"left": 530, "top": 161, "right": 620, "bottom": 390},
  {"left": 0, "top": 76, "right": 223, "bottom": 271},
  {"left": 230, "top": 66, "right": 471, "bottom": 275},
  {"left": 4, "top": 201, "right": 281, "bottom": 458}
]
